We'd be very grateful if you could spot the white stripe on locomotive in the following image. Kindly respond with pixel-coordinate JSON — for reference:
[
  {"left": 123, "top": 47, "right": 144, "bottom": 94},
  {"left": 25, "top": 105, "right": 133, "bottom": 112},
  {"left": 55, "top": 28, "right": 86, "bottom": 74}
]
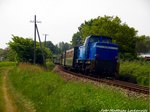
[{"left": 96, "top": 45, "right": 118, "bottom": 50}]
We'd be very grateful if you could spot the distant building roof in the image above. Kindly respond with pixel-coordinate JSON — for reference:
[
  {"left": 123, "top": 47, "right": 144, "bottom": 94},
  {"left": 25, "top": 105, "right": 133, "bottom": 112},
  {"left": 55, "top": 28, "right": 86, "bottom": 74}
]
[
  {"left": 0, "top": 56, "right": 4, "bottom": 61},
  {"left": 139, "top": 53, "right": 150, "bottom": 58}
]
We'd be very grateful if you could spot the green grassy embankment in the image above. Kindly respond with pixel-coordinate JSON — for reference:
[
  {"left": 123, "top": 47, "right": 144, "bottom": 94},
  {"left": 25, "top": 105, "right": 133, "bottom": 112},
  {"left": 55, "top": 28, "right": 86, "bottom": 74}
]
[
  {"left": 8, "top": 63, "right": 149, "bottom": 112},
  {"left": 120, "top": 61, "right": 150, "bottom": 86}
]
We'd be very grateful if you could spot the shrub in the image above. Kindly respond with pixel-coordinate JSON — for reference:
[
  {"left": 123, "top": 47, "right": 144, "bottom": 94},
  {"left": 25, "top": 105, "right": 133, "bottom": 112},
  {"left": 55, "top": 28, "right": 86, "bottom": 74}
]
[{"left": 120, "top": 61, "right": 150, "bottom": 86}]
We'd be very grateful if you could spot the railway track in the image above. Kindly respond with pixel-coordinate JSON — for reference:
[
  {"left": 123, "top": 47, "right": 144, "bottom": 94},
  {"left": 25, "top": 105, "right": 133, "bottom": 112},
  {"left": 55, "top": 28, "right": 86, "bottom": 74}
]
[{"left": 58, "top": 65, "right": 149, "bottom": 95}]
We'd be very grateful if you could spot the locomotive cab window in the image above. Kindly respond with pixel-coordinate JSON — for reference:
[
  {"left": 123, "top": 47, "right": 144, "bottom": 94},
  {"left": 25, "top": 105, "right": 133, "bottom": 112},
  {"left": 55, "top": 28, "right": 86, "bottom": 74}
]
[
  {"left": 89, "top": 37, "right": 100, "bottom": 43},
  {"left": 101, "top": 38, "right": 112, "bottom": 43}
]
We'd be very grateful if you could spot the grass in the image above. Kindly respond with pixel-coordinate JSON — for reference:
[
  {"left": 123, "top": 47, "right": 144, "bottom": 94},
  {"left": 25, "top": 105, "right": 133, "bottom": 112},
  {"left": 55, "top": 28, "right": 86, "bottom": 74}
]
[
  {"left": 0, "top": 62, "right": 16, "bottom": 111},
  {"left": 8, "top": 63, "right": 149, "bottom": 112},
  {"left": 120, "top": 61, "right": 150, "bottom": 86},
  {"left": 0, "top": 62, "right": 17, "bottom": 112},
  {"left": 0, "top": 61, "right": 16, "bottom": 67},
  {"left": 0, "top": 68, "right": 4, "bottom": 112}
]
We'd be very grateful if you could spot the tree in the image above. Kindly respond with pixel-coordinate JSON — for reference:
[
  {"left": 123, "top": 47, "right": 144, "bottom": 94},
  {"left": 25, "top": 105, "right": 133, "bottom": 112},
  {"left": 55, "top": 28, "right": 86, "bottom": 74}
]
[
  {"left": 44, "top": 41, "right": 60, "bottom": 54},
  {"left": 5, "top": 48, "right": 17, "bottom": 61},
  {"left": 72, "top": 15, "right": 138, "bottom": 60},
  {"left": 8, "top": 35, "right": 52, "bottom": 64},
  {"left": 0, "top": 48, "right": 16, "bottom": 61},
  {"left": 0, "top": 48, "right": 5, "bottom": 61},
  {"left": 136, "top": 35, "right": 150, "bottom": 54},
  {"left": 0, "top": 49, "right": 3, "bottom": 55},
  {"left": 71, "top": 32, "right": 83, "bottom": 47},
  {"left": 57, "top": 42, "right": 72, "bottom": 53}
]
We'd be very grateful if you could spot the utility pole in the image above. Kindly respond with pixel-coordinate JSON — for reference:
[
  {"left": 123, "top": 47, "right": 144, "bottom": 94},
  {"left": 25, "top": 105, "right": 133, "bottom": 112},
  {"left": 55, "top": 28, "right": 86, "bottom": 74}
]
[
  {"left": 43, "top": 34, "right": 49, "bottom": 47},
  {"left": 34, "top": 15, "right": 36, "bottom": 64},
  {"left": 36, "top": 24, "right": 45, "bottom": 65},
  {"left": 30, "top": 15, "right": 44, "bottom": 64}
]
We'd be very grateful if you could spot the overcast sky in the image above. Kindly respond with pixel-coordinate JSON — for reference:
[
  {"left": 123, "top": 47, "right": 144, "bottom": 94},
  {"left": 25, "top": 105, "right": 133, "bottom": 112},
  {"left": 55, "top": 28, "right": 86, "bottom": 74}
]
[{"left": 0, "top": 0, "right": 150, "bottom": 49}]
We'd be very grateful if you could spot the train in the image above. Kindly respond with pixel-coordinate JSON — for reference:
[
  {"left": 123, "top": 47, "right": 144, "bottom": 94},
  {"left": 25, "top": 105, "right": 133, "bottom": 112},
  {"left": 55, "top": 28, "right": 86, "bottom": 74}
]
[{"left": 55, "top": 35, "right": 119, "bottom": 78}]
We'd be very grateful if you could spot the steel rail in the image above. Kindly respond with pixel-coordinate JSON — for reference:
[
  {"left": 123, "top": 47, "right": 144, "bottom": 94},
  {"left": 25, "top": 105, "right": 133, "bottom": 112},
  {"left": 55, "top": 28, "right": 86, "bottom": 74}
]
[{"left": 58, "top": 65, "right": 149, "bottom": 94}]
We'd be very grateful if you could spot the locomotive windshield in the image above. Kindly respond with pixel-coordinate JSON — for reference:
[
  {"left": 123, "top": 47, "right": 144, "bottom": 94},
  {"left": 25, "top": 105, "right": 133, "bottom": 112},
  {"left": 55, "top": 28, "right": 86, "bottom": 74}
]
[
  {"left": 84, "top": 36, "right": 100, "bottom": 46},
  {"left": 83, "top": 35, "right": 112, "bottom": 46},
  {"left": 89, "top": 36, "right": 112, "bottom": 44},
  {"left": 101, "top": 38, "right": 112, "bottom": 43},
  {"left": 90, "top": 37, "right": 100, "bottom": 43}
]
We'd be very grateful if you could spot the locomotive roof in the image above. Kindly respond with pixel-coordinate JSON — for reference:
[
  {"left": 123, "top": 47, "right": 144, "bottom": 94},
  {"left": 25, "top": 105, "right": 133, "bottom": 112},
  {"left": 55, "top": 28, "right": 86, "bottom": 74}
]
[{"left": 89, "top": 35, "right": 112, "bottom": 39}]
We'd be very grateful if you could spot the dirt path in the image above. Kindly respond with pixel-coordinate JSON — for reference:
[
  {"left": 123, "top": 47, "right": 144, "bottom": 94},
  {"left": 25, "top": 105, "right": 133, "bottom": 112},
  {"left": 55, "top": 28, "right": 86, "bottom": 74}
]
[
  {"left": 2, "top": 69, "right": 17, "bottom": 112},
  {"left": 1, "top": 68, "right": 36, "bottom": 112}
]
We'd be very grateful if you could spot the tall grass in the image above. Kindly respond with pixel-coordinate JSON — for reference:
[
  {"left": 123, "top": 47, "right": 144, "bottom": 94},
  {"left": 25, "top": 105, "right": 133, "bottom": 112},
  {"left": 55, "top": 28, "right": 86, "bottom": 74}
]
[
  {"left": 8, "top": 63, "right": 149, "bottom": 112},
  {"left": 120, "top": 61, "right": 150, "bottom": 86}
]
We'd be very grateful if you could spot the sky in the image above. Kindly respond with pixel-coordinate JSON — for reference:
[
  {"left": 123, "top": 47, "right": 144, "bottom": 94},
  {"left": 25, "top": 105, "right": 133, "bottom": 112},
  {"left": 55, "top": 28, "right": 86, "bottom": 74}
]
[{"left": 0, "top": 0, "right": 150, "bottom": 49}]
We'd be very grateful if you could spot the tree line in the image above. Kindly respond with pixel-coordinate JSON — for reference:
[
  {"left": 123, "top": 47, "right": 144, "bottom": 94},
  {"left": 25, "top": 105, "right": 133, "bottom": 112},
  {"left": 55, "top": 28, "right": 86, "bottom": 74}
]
[
  {"left": 0, "top": 15, "right": 150, "bottom": 64},
  {"left": 0, "top": 35, "right": 72, "bottom": 64}
]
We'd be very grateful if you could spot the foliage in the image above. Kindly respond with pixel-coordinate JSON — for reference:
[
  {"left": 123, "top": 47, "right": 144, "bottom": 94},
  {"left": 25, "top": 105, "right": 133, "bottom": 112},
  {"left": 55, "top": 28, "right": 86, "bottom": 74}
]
[
  {"left": 8, "top": 63, "right": 149, "bottom": 112},
  {"left": 57, "top": 42, "right": 72, "bottom": 53},
  {"left": 46, "top": 59, "right": 55, "bottom": 70},
  {"left": 120, "top": 61, "right": 150, "bottom": 86},
  {"left": 44, "top": 41, "right": 60, "bottom": 54},
  {"left": 0, "top": 49, "right": 3, "bottom": 56},
  {"left": 8, "top": 35, "right": 52, "bottom": 64},
  {"left": 6, "top": 48, "right": 17, "bottom": 61},
  {"left": 72, "top": 16, "right": 138, "bottom": 60},
  {"left": 136, "top": 35, "right": 150, "bottom": 54},
  {"left": 119, "top": 53, "right": 137, "bottom": 61},
  {"left": 0, "top": 48, "right": 16, "bottom": 61},
  {"left": 71, "top": 32, "right": 83, "bottom": 47},
  {"left": 0, "top": 48, "right": 6, "bottom": 61},
  {"left": 43, "top": 41, "right": 72, "bottom": 54}
]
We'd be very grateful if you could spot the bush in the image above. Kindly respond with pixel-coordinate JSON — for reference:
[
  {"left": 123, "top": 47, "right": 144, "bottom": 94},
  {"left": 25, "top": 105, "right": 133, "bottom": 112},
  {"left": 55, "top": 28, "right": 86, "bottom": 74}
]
[
  {"left": 119, "top": 53, "right": 137, "bottom": 61},
  {"left": 8, "top": 35, "right": 52, "bottom": 65},
  {"left": 46, "top": 60, "right": 55, "bottom": 70},
  {"left": 120, "top": 61, "right": 150, "bottom": 86}
]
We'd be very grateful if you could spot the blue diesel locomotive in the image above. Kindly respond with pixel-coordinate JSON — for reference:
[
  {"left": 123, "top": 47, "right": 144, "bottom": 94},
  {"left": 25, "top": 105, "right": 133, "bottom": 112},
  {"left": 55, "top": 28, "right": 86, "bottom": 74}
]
[{"left": 61, "top": 35, "right": 119, "bottom": 77}]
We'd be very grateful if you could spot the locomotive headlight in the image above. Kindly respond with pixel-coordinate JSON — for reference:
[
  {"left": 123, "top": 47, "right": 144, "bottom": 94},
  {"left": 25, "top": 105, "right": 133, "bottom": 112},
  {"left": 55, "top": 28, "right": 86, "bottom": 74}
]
[{"left": 86, "top": 60, "right": 91, "bottom": 64}]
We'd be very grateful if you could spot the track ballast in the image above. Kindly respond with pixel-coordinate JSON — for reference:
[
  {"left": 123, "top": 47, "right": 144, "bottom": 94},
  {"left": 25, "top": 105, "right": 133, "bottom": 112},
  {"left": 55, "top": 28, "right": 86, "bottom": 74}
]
[{"left": 58, "top": 65, "right": 149, "bottom": 95}]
